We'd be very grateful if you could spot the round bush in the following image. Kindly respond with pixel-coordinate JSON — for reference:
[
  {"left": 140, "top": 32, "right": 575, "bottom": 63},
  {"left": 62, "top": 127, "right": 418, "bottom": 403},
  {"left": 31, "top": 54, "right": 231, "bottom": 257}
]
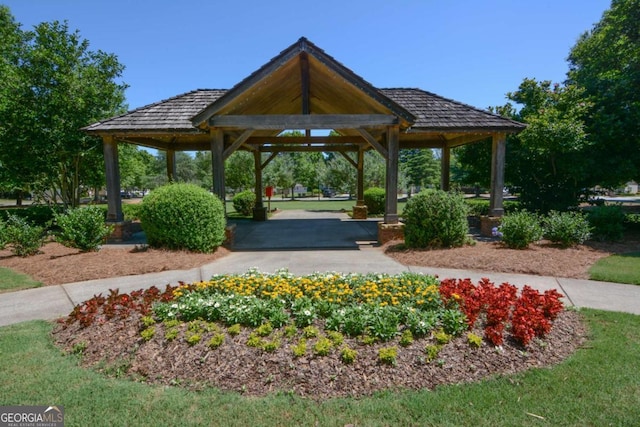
[
  {"left": 543, "top": 210, "right": 591, "bottom": 247},
  {"left": 403, "top": 190, "right": 469, "bottom": 248},
  {"left": 232, "top": 190, "right": 256, "bottom": 216},
  {"left": 498, "top": 210, "right": 543, "bottom": 249},
  {"left": 363, "top": 187, "right": 385, "bottom": 215},
  {"left": 139, "top": 183, "right": 226, "bottom": 253}
]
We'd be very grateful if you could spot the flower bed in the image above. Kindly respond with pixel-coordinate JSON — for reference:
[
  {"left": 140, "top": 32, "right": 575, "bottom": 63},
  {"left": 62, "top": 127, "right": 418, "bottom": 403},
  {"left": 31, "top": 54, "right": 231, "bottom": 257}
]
[
  {"left": 54, "top": 270, "right": 579, "bottom": 398},
  {"left": 63, "top": 269, "right": 564, "bottom": 349}
]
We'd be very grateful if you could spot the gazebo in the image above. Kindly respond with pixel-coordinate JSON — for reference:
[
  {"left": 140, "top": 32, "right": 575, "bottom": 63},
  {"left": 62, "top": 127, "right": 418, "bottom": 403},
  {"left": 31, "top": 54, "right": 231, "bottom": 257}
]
[{"left": 84, "top": 37, "right": 525, "bottom": 242}]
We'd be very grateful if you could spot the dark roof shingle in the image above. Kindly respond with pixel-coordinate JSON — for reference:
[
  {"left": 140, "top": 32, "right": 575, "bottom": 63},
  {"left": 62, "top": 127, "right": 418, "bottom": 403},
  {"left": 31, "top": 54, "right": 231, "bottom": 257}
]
[
  {"left": 83, "top": 89, "right": 227, "bottom": 133},
  {"left": 380, "top": 88, "right": 525, "bottom": 131}
]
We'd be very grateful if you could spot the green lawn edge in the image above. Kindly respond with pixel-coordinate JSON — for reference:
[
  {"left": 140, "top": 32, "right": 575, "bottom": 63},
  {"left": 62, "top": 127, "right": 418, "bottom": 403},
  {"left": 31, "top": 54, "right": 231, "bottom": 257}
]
[
  {"left": 589, "top": 252, "right": 640, "bottom": 285},
  {"left": 0, "top": 309, "right": 638, "bottom": 426},
  {"left": 0, "top": 267, "right": 42, "bottom": 293}
]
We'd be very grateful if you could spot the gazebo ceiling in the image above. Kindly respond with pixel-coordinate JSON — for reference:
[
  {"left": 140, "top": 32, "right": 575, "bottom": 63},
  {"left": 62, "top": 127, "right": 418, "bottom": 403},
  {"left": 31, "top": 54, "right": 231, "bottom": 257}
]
[{"left": 84, "top": 37, "right": 524, "bottom": 152}]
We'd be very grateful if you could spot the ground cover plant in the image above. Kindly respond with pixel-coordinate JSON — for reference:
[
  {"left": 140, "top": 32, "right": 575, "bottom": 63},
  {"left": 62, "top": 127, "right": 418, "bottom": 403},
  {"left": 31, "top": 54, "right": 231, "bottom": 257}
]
[{"left": 52, "top": 270, "right": 581, "bottom": 399}]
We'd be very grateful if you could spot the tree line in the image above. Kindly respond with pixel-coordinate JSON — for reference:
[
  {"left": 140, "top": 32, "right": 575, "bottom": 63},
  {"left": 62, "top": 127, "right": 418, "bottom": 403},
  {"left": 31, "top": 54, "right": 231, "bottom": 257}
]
[
  {"left": 1, "top": 1, "right": 638, "bottom": 209},
  {"left": 454, "top": 0, "right": 640, "bottom": 212}
]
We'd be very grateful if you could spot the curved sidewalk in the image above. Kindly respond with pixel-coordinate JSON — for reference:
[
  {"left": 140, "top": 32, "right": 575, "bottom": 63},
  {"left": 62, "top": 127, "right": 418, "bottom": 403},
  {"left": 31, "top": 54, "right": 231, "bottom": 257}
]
[
  {"left": 1, "top": 209, "right": 639, "bottom": 326},
  {"left": 1, "top": 248, "right": 639, "bottom": 327}
]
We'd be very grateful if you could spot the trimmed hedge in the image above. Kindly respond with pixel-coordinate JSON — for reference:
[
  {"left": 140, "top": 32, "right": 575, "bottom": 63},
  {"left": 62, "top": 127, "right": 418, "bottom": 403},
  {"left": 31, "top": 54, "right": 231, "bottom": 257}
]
[
  {"left": 363, "top": 188, "right": 385, "bottom": 215},
  {"left": 403, "top": 190, "right": 469, "bottom": 248},
  {"left": 139, "top": 183, "right": 226, "bottom": 253},
  {"left": 232, "top": 190, "right": 256, "bottom": 217}
]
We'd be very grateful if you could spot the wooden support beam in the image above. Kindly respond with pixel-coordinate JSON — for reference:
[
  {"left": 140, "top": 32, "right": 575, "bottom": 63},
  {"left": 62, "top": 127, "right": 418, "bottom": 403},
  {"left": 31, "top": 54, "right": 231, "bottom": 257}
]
[
  {"left": 384, "top": 126, "right": 400, "bottom": 224},
  {"left": 300, "top": 52, "right": 310, "bottom": 115},
  {"left": 246, "top": 136, "right": 365, "bottom": 145},
  {"left": 357, "top": 148, "right": 365, "bottom": 206},
  {"left": 210, "top": 129, "right": 226, "bottom": 206},
  {"left": 258, "top": 145, "right": 361, "bottom": 153},
  {"left": 440, "top": 145, "right": 451, "bottom": 191},
  {"left": 209, "top": 114, "right": 397, "bottom": 129},
  {"left": 254, "top": 151, "right": 264, "bottom": 209},
  {"left": 102, "top": 136, "right": 123, "bottom": 222},
  {"left": 223, "top": 129, "right": 254, "bottom": 160},
  {"left": 446, "top": 133, "right": 493, "bottom": 147},
  {"left": 166, "top": 149, "right": 177, "bottom": 182},
  {"left": 338, "top": 152, "right": 358, "bottom": 169},
  {"left": 489, "top": 133, "right": 506, "bottom": 216},
  {"left": 356, "top": 128, "right": 388, "bottom": 159},
  {"left": 261, "top": 152, "right": 278, "bottom": 169}
]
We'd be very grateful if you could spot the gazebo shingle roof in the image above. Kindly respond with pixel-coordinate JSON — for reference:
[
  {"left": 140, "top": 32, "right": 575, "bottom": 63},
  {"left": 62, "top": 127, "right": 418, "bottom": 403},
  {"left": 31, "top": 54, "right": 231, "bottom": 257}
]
[
  {"left": 84, "top": 87, "right": 524, "bottom": 133},
  {"left": 381, "top": 88, "right": 525, "bottom": 131},
  {"left": 83, "top": 89, "right": 227, "bottom": 133}
]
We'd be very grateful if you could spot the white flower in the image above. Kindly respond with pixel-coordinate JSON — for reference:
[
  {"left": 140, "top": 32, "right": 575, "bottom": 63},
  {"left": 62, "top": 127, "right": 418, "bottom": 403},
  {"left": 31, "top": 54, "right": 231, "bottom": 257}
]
[{"left": 303, "top": 310, "right": 311, "bottom": 317}]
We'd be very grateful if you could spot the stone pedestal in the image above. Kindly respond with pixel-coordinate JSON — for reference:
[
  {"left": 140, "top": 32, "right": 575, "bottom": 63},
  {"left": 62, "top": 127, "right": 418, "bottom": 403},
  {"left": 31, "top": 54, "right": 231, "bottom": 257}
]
[
  {"left": 106, "top": 220, "right": 132, "bottom": 243},
  {"left": 252, "top": 207, "right": 268, "bottom": 221},
  {"left": 352, "top": 205, "right": 368, "bottom": 219},
  {"left": 224, "top": 224, "right": 237, "bottom": 247},
  {"left": 480, "top": 216, "right": 502, "bottom": 237},
  {"left": 378, "top": 222, "right": 405, "bottom": 245}
]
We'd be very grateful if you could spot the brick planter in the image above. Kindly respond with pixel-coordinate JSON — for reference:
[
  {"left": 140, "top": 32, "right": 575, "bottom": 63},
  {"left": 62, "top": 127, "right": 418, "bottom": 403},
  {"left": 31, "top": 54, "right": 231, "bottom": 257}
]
[
  {"left": 480, "top": 216, "right": 502, "bottom": 237},
  {"left": 106, "top": 220, "right": 132, "bottom": 243},
  {"left": 352, "top": 205, "right": 368, "bottom": 219},
  {"left": 378, "top": 222, "right": 405, "bottom": 245}
]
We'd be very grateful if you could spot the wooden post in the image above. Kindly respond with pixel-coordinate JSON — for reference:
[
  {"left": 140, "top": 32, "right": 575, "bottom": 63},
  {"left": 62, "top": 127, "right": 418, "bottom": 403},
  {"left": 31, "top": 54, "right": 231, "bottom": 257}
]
[
  {"left": 166, "top": 149, "right": 177, "bottom": 182},
  {"left": 384, "top": 126, "right": 399, "bottom": 224},
  {"left": 210, "top": 129, "right": 226, "bottom": 207},
  {"left": 489, "top": 133, "right": 506, "bottom": 216},
  {"left": 357, "top": 148, "right": 365, "bottom": 206},
  {"left": 440, "top": 145, "right": 451, "bottom": 192},
  {"left": 253, "top": 150, "right": 267, "bottom": 220},
  {"left": 103, "top": 136, "right": 123, "bottom": 222}
]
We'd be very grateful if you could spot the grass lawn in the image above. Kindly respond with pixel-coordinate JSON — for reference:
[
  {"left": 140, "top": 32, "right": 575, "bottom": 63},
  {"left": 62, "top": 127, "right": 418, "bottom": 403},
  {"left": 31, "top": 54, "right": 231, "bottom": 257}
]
[
  {"left": 589, "top": 252, "right": 640, "bottom": 285},
  {"left": 0, "top": 309, "right": 638, "bottom": 426},
  {"left": 0, "top": 267, "right": 42, "bottom": 293},
  {"left": 226, "top": 198, "right": 407, "bottom": 216}
]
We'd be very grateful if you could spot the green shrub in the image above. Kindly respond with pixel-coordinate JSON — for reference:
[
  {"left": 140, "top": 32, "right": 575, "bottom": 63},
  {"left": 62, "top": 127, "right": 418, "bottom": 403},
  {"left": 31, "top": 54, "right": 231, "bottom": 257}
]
[
  {"left": 54, "top": 206, "right": 114, "bottom": 252},
  {"left": 0, "top": 218, "right": 7, "bottom": 250},
  {"left": 5, "top": 215, "right": 45, "bottom": 257},
  {"left": 340, "top": 346, "right": 357, "bottom": 364},
  {"left": 122, "top": 203, "right": 143, "bottom": 221},
  {"left": 543, "top": 210, "right": 591, "bottom": 247},
  {"left": 363, "top": 187, "right": 385, "bottom": 215},
  {"left": 588, "top": 205, "right": 626, "bottom": 241},
  {"left": 0, "top": 205, "right": 63, "bottom": 229},
  {"left": 403, "top": 190, "right": 469, "bottom": 248},
  {"left": 498, "top": 210, "right": 543, "bottom": 249},
  {"left": 378, "top": 346, "right": 398, "bottom": 366},
  {"left": 625, "top": 213, "right": 640, "bottom": 232},
  {"left": 139, "top": 183, "right": 226, "bottom": 253},
  {"left": 232, "top": 190, "right": 256, "bottom": 216}
]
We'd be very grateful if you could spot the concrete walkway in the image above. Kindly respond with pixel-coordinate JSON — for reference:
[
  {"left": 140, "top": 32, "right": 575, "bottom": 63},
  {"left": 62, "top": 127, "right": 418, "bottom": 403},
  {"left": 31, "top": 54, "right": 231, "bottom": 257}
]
[{"left": 1, "top": 210, "right": 639, "bottom": 327}]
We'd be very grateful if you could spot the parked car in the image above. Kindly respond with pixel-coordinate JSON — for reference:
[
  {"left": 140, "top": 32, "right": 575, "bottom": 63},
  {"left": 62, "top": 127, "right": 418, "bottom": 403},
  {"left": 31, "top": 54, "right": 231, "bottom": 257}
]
[{"left": 322, "top": 188, "right": 336, "bottom": 197}]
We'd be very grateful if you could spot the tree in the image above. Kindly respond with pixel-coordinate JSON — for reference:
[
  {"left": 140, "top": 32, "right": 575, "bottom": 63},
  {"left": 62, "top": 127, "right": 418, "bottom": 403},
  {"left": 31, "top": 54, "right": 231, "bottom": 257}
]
[
  {"left": 225, "top": 151, "right": 254, "bottom": 193},
  {"left": 0, "top": 10, "right": 127, "bottom": 207},
  {"left": 506, "top": 79, "right": 592, "bottom": 212},
  {"left": 119, "top": 144, "right": 154, "bottom": 191},
  {"left": 567, "top": 0, "right": 640, "bottom": 185},
  {"left": 399, "top": 149, "right": 440, "bottom": 195}
]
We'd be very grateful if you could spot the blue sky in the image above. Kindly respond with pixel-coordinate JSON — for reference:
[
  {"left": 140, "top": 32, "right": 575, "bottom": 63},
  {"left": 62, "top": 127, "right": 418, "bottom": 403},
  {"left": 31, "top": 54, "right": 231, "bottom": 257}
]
[{"left": 3, "top": 0, "right": 611, "bottom": 112}]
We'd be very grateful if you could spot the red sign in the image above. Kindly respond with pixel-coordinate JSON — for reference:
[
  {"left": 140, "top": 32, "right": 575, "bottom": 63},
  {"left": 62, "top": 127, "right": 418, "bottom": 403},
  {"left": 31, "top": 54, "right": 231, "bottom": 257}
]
[{"left": 265, "top": 186, "right": 274, "bottom": 198}]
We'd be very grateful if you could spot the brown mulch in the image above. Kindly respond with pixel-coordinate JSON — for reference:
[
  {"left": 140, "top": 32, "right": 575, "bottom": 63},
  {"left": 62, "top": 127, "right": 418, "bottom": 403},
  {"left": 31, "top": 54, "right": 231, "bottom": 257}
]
[
  {"left": 385, "top": 235, "right": 640, "bottom": 280},
  {"left": 52, "top": 310, "right": 587, "bottom": 399},
  {"left": 0, "top": 242, "right": 229, "bottom": 286},
  {"left": 9, "top": 232, "right": 635, "bottom": 399}
]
